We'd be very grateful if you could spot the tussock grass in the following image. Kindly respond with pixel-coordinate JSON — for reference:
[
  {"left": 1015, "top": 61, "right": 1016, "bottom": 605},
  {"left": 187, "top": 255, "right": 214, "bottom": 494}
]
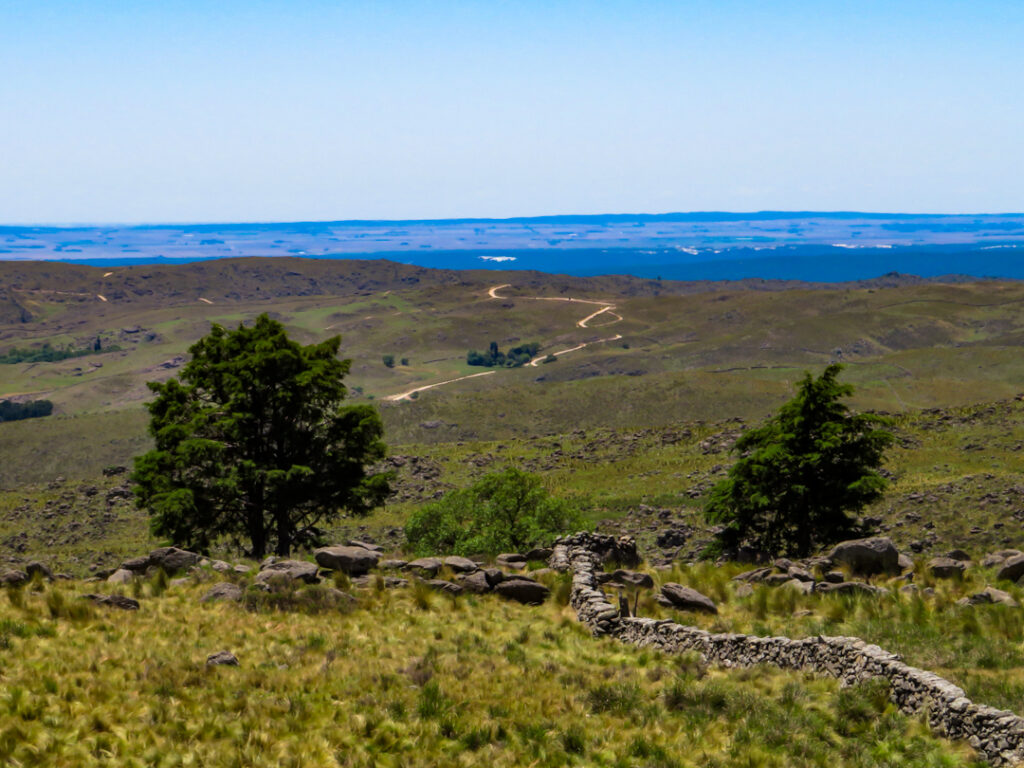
[{"left": 0, "top": 579, "right": 982, "bottom": 767}]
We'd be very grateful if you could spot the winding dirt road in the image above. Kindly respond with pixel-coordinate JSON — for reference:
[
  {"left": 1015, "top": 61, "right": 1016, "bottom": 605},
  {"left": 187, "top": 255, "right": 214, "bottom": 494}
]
[{"left": 385, "top": 284, "right": 625, "bottom": 401}]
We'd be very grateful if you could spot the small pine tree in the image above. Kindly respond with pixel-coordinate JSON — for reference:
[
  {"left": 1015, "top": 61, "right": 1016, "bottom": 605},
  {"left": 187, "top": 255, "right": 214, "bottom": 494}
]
[{"left": 703, "top": 364, "right": 893, "bottom": 559}]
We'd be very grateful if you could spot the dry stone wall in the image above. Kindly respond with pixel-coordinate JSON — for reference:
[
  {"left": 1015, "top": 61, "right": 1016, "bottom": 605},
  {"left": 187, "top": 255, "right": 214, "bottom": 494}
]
[{"left": 550, "top": 532, "right": 1024, "bottom": 767}]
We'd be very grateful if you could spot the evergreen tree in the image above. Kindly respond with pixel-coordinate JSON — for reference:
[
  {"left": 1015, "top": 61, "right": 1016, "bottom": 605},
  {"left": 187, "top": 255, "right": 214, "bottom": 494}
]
[
  {"left": 704, "top": 364, "right": 893, "bottom": 559},
  {"left": 132, "top": 315, "right": 391, "bottom": 557}
]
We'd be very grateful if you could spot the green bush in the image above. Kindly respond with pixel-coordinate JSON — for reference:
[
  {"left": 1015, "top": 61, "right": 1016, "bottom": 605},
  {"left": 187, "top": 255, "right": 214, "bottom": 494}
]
[{"left": 404, "top": 467, "right": 586, "bottom": 557}]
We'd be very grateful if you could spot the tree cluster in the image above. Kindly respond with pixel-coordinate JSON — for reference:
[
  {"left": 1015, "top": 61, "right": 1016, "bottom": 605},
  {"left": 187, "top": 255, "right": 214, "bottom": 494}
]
[
  {"left": 405, "top": 467, "right": 584, "bottom": 556},
  {"left": 466, "top": 341, "right": 540, "bottom": 368},
  {"left": 0, "top": 399, "right": 54, "bottom": 422},
  {"left": 704, "top": 364, "right": 893, "bottom": 559},
  {"left": 132, "top": 315, "right": 391, "bottom": 557},
  {"left": 0, "top": 338, "right": 115, "bottom": 365}
]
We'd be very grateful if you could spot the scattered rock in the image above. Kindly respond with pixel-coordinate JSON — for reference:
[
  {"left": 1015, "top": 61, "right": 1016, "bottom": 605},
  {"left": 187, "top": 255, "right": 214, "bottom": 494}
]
[
  {"left": 442, "top": 556, "right": 479, "bottom": 573},
  {"left": 425, "top": 579, "right": 463, "bottom": 596},
  {"left": 997, "top": 554, "right": 1024, "bottom": 583},
  {"left": 406, "top": 557, "right": 444, "bottom": 576},
  {"left": 1, "top": 570, "right": 28, "bottom": 587},
  {"left": 496, "top": 553, "right": 527, "bottom": 568},
  {"left": 314, "top": 546, "right": 380, "bottom": 576},
  {"left": 457, "top": 570, "right": 491, "bottom": 593},
  {"left": 347, "top": 539, "right": 384, "bottom": 553},
  {"left": 823, "top": 571, "right": 845, "bottom": 584},
  {"left": 524, "top": 547, "right": 553, "bottom": 562},
  {"left": 735, "top": 583, "right": 754, "bottom": 598},
  {"left": 483, "top": 568, "right": 505, "bottom": 587},
  {"left": 149, "top": 547, "right": 202, "bottom": 574},
  {"left": 255, "top": 560, "right": 319, "bottom": 585},
  {"left": 660, "top": 583, "right": 718, "bottom": 614},
  {"left": 82, "top": 593, "right": 140, "bottom": 610},
  {"left": 928, "top": 557, "right": 966, "bottom": 579},
  {"left": 200, "top": 582, "right": 243, "bottom": 603},
  {"left": 106, "top": 569, "right": 135, "bottom": 585},
  {"left": 206, "top": 650, "right": 239, "bottom": 666},
  {"left": 600, "top": 569, "right": 654, "bottom": 589},
  {"left": 494, "top": 577, "right": 550, "bottom": 605},
  {"left": 828, "top": 537, "right": 899, "bottom": 577},
  {"left": 958, "top": 586, "right": 1020, "bottom": 608},
  {"left": 379, "top": 559, "right": 408, "bottom": 570},
  {"left": 897, "top": 553, "right": 915, "bottom": 572},
  {"left": 816, "top": 581, "right": 888, "bottom": 597},
  {"left": 25, "top": 562, "right": 54, "bottom": 581}
]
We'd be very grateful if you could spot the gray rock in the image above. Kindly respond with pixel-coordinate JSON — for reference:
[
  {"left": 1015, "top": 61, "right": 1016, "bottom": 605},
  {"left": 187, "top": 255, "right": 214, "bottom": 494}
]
[
  {"left": 1, "top": 570, "right": 28, "bottom": 587},
  {"left": 494, "top": 577, "right": 550, "bottom": 605},
  {"left": 606, "top": 569, "right": 654, "bottom": 589},
  {"left": 149, "top": 547, "right": 201, "bottom": 574},
  {"left": 120, "top": 555, "right": 151, "bottom": 573},
  {"left": 928, "top": 557, "right": 966, "bottom": 579},
  {"left": 660, "top": 583, "right": 718, "bottom": 614},
  {"left": 958, "top": 586, "right": 1020, "bottom": 607},
  {"left": 106, "top": 568, "right": 135, "bottom": 585},
  {"left": 734, "top": 583, "right": 754, "bottom": 598},
  {"left": 406, "top": 557, "right": 444, "bottom": 576},
  {"left": 997, "top": 554, "right": 1024, "bottom": 583},
  {"left": 496, "top": 553, "right": 527, "bottom": 568},
  {"left": 255, "top": 559, "right": 319, "bottom": 585},
  {"left": 787, "top": 566, "right": 813, "bottom": 582},
  {"left": 209, "top": 560, "right": 233, "bottom": 573},
  {"left": 82, "top": 593, "right": 140, "bottom": 610},
  {"left": 828, "top": 537, "right": 900, "bottom": 577},
  {"left": 946, "top": 549, "right": 971, "bottom": 562},
  {"left": 379, "top": 559, "right": 408, "bottom": 570},
  {"left": 897, "top": 553, "right": 915, "bottom": 572},
  {"left": 233, "top": 564, "right": 251, "bottom": 574},
  {"left": 823, "top": 571, "right": 845, "bottom": 584},
  {"left": 347, "top": 539, "right": 384, "bottom": 552},
  {"left": 314, "top": 546, "right": 380, "bottom": 576},
  {"left": 206, "top": 650, "right": 239, "bottom": 666},
  {"left": 525, "top": 547, "right": 553, "bottom": 562},
  {"left": 25, "top": 562, "right": 54, "bottom": 581},
  {"left": 442, "top": 556, "right": 479, "bottom": 573},
  {"left": 733, "top": 567, "right": 772, "bottom": 583},
  {"left": 425, "top": 579, "right": 463, "bottom": 596},
  {"left": 483, "top": 568, "right": 505, "bottom": 587},
  {"left": 764, "top": 573, "right": 792, "bottom": 587},
  {"left": 816, "top": 581, "right": 888, "bottom": 597},
  {"left": 981, "top": 553, "right": 1008, "bottom": 569},
  {"left": 457, "top": 570, "right": 492, "bottom": 593},
  {"left": 784, "top": 578, "right": 814, "bottom": 595},
  {"left": 200, "top": 582, "right": 243, "bottom": 603}
]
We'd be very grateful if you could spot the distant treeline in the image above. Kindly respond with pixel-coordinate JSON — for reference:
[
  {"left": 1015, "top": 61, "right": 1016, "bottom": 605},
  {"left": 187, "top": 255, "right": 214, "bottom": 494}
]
[
  {"left": 467, "top": 341, "right": 540, "bottom": 368},
  {"left": 0, "top": 338, "right": 117, "bottom": 365},
  {"left": 0, "top": 399, "right": 54, "bottom": 422}
]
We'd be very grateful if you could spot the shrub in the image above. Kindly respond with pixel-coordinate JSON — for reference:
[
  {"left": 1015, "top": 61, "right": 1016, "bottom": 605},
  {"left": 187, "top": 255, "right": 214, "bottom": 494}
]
[{"left": 404, "top": 467, "right": 586, "bottom": 557}]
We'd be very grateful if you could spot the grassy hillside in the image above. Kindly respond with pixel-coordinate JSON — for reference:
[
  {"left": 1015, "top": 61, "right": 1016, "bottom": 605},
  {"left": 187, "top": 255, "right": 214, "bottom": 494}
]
[{"left": 0, "top": 576, "right": 982, "bottom": 767}]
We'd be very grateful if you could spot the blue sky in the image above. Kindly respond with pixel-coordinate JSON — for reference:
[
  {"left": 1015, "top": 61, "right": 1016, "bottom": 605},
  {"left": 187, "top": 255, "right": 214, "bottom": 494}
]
[{"left": 1, "top": 1, "right": 1022, "bottom": 223}]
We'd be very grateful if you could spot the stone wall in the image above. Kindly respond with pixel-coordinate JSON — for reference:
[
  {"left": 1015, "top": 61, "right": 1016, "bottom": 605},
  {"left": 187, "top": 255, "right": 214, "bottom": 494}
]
[{"left": 550, "top": 532, "right": 1024, "bottom": 767}]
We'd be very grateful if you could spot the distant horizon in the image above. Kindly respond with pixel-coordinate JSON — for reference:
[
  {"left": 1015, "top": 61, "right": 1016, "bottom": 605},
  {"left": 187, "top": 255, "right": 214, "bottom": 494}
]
[{"left": 6, "top": 209, "right": 1024, "bottom": 229}]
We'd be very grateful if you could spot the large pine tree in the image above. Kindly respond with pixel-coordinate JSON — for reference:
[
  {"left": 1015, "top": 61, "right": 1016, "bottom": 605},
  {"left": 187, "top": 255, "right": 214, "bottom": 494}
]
[{"left": 132, "top": 315, "right": 391, "bottom": 557}]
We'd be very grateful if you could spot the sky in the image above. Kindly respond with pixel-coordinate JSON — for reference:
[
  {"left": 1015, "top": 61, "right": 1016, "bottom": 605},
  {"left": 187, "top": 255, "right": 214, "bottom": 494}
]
[{"left": 1, "top": 1, "right": 1023, "bottom": 223}]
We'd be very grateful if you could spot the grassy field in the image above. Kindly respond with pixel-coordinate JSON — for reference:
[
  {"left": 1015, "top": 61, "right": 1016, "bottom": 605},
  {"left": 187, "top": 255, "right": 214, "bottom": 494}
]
[{"left": 0, "top": 574, "right": 984, "bottom": 767}]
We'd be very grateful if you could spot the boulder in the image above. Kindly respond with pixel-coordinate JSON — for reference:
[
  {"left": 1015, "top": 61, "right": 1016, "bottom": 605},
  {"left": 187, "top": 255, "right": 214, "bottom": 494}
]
[
  {"left": 734, "top": 583, "right": 754, "bottom": 598},
  {"left": 660, "top": 583, "right": 718, "bottom": 614},
  {"left": 442, "top": 556, "right": 479, "bottom": 573},
  {"left": 928, "top": 557, "right": 966, "bottom": 579},
  {"left": 25, "top": 562, "right": 54, "bottom": 581},
  {"left": 82, "top": 593, "right": 140, "bottom": 610},
  {"left": 732, "top": 567, "right": 772, "bottom": 583},
  {"left": 379, "top": 559, "right": 408, "bottom": 570},
  {"left": 525, "top": 547, "right": 553, "bottom": 562},
  {"left": 605, "top": 569, "right": 654, "bottom": 589},
  {"left": 406, "top": 557, "right": 444, "bottom": 577},
  {"left": 200, "top": 582, "right": 243, "bottom": 603},
  {"left": 816, "top": 581, "right": 889, "bottom": 597},
  {"left": 120, "top": 555, "right": 151, "bottom": 573},
  {"left": 946, "top": 549, "right": 971, "bottom": 562},
  {"left": 496, "top": 553, "right": 527, "bottom": 569},
  {"left": 764, "top": 573, "right": 792, "bottom": 587},
  {"left": 828, "top": 537, "right": 900, "bottom": 577},
  {"left": 982, "top": 553, "right": 1008, "bottom": 569},
  {"left": 494, "top": 577, "right": 550, "bottom": 605},
  {"left": 997, "top": 554, "right": 1024, "bottom": 583},
  {"left": 897, "top": 553, "right": 915, "bottom": 572},
  {"left": 206, "top": 650, "right": 239, "bottom": 666},
  {"left": 233, "top": 564, "right": 251, "bottom": 574},
  {"left": 823, "top": 571, "right": 845, "bottom": 584},
  {"left": 314, "top": 546, "right": 380, "bottom": 576},
  {"left": 209, "top": 560, "right": 233, "bottom": 573},
  {"left": 254, "top": 560, "right": 319, "bottom": 585},
  {"left": 347, "top": 539, "right": 384, "bottom": 552},
  {"left": 786, "top": 566, "right": 814, "bottom": 583},
  {"left": 958, "top": 586, "right": 1020, "bottom": 608},
  {"left": 1, "top": 570, "right": 28, "bottom": 587},
  {"left": 483, "top": 568, "right": 505, "bottom": 587},
  {"left": 784, "top": 578, "right": 814, "bottom": 595},
  {"left": 106, "top": 569, "right": 135, "bottom": 585},
  {"left": 425, "top": 579, "right": 463, "bottom": 596},
  {"left": 457, "top": 570, "right": 492, "bottom": 594},
  {"left": 149, "top": 547, "right": 201, "bottom": 574}
]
